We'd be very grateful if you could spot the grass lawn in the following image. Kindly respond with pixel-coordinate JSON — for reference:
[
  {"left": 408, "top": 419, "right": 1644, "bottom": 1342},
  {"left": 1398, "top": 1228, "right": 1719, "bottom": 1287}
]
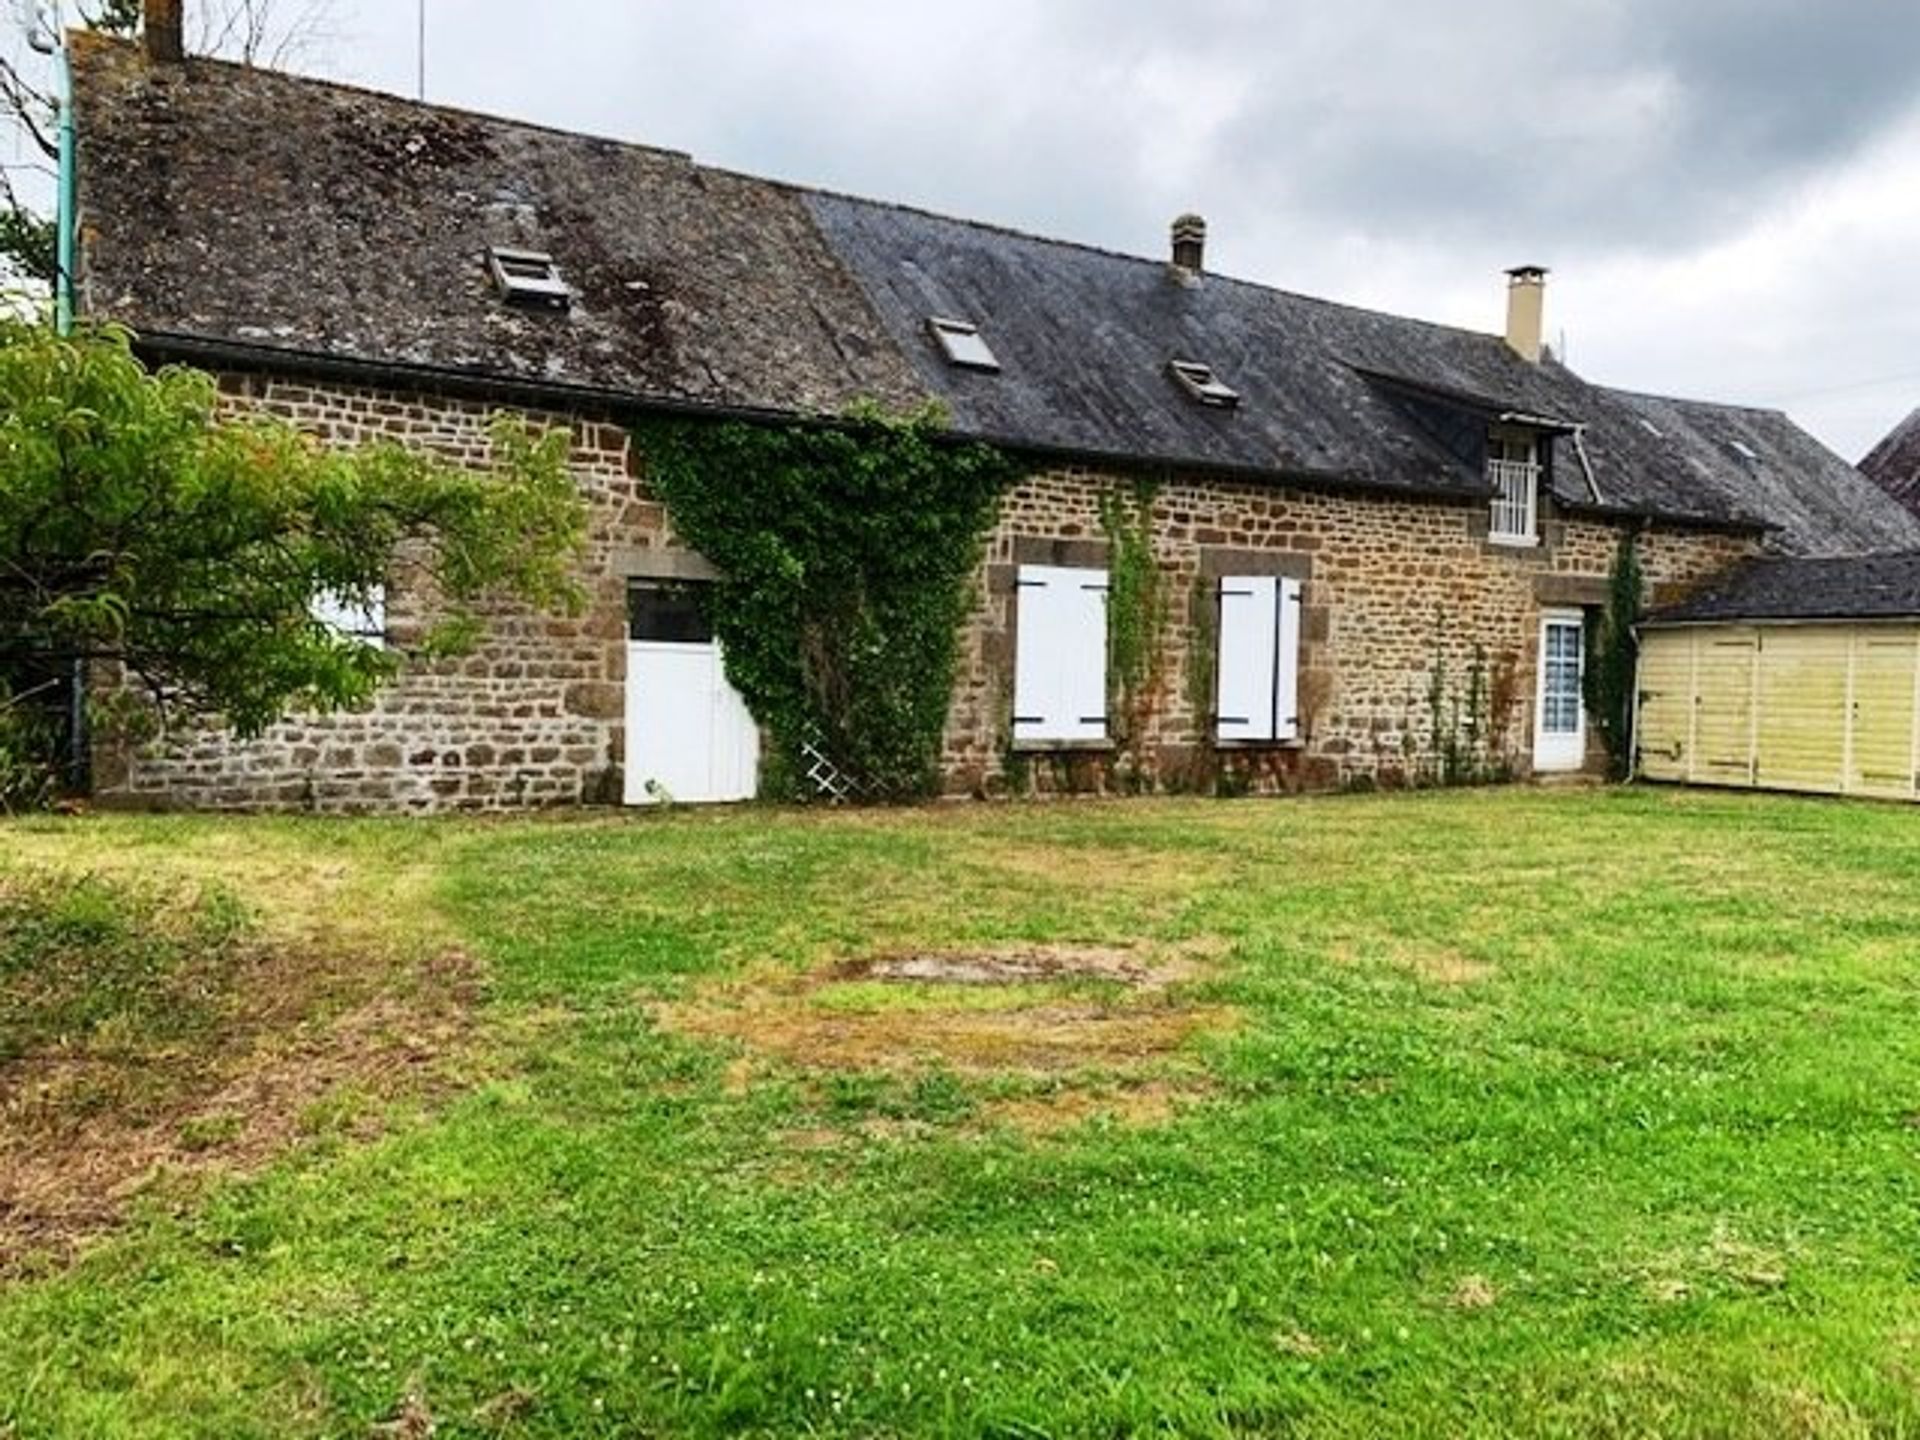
[{"left": 3, "top": 786, "right": 1920, "bottom": 1437}]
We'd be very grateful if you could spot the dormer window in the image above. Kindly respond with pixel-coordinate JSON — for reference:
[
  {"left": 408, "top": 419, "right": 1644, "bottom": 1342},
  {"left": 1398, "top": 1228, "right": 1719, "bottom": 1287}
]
[
  {"left": 927, "top": 317, "right": 1000, "bottom": 372},
  {"left": 1487, "top": 431, "right": 1540, "bottom": 545},
  {"left": 487, "top": 246, "right": 571, "bottom": 310},
  {"left": 1169, "top": 359, "right": 1240, "bottom": 409}
]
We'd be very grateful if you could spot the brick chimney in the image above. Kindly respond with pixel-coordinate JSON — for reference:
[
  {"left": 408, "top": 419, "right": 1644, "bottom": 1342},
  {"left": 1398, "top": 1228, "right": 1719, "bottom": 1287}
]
[
  {"left": 1504, "top": 265, "right": 1548, "bottom": 363},
  {"left": 1171, "top": 214, "right": 1207, "bottom": 276},
  {"left": 145, "top": 0, "right": 184, "bottom": 62}
]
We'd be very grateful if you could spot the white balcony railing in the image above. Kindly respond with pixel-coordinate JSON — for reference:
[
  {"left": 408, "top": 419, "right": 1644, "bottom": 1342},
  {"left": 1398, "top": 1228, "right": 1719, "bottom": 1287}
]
[{"left": 1488, "top": 459, "right": 1539, "bottom": 543}]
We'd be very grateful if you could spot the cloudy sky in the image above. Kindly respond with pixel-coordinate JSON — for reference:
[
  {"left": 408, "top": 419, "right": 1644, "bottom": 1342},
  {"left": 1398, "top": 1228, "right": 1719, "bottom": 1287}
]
[{"left": 44, "top": 0, "right": 1920, "bottom": 458}]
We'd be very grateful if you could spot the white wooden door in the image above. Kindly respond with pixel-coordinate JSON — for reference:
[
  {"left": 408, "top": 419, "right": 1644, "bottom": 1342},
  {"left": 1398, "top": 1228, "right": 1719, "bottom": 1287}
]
[
  {"left": 623, "top": 641, "right": 759, "bottom": 804},
  {"left": 1534, "top": 610, "right": 1587, "bottom": 773},
  {"left": 623, "top": 581, "right": 759, "bottom": 804}
]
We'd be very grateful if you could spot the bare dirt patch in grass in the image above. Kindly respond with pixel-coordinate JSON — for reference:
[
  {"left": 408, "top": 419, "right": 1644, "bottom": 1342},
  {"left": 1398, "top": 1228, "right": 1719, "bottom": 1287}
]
[
  {"left": 661, "top": 942, "right": 1234, "bottom": 1122},
  {"left": 1631, "top": 1221, "right": 1793, "bottom": 1306},
  {"left": 0, "top": 907, "right": 485, "bottom": 1275},
  {"left": 839, "top": 943, "right": 1205, "bottom": 991},
  {"left": 1447, "top": 1274, "right": 1499, "bottom": 1310}
]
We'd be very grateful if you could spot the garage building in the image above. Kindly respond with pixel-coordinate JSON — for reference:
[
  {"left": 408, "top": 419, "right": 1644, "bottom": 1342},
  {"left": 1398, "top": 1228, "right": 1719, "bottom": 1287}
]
[{"left": 1636, "top": 553, "right": 1920, "bottom": 802}]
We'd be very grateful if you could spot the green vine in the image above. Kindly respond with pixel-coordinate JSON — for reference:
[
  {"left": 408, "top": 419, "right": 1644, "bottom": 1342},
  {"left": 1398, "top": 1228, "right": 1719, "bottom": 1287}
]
[
  {"left": 634, "top": 404, "right": 1016, "bottom": 801},
  {"left": 1585, "top": 531, "right": 1644, "bottom": 779},
  {"left": 1098, "top": 476, "right": 1167, "bottom": 749},
  {"left": 1418, "top": 610, "right": 1505, "bottom": 786},
  {"left": 1186, "top": 575, "right": 1219, "bottom": 752}
]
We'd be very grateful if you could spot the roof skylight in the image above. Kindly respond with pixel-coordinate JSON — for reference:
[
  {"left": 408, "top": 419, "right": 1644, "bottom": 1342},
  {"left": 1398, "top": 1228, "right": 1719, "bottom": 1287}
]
[
  {"left": 1638, "top": 417, "right": 1664, "bottom": 439},
  {"left": 487, "top": 246, "right": 571, "bottom": 310},
  {"left": 1728, "top": 439, "right": 1761, "bottom": 462},
  {"left": 927, "top": 317, "right": 1000, "bottom": 372},
  {"left": 1168, "top": 359, "right": 1240, "bottom": 409}
]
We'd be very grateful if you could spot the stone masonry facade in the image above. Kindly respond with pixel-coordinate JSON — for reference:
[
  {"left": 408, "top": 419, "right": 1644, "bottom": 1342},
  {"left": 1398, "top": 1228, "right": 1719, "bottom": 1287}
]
[
  {"left": 940, "top": 467, "right": 1753, "bottom": 798},
  {"left": 97, "top": 375, "right": 682, "bottom": 811},
  {"left": 98, "top": 375, "right": 1753, "bottom": 811}
]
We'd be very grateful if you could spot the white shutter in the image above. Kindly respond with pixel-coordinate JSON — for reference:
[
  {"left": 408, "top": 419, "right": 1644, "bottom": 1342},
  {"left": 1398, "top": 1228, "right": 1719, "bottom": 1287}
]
[
  {"left": 1276, "top": 577, "right": 1302, "bottom": 742},
  {"left": 1011, "top": 567, "right": 1055, "bottom": 739},
  {"left": 1013, "top": 564, "right": 1109, "bottom": 743},
  {"left": 1059, "top": 570, "right": 1109, "bottom": 741},
  {"left": 1215, "top": 576, "right": 1303, "bottom": 743},
  {"left": 1216, "top": 576, "right": 1277, "bottom": 741}
]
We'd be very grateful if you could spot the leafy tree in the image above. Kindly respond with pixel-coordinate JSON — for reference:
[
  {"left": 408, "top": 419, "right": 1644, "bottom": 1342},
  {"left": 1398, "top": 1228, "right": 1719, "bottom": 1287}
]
[
  {"left": 1585, "top": 530, "right": 1645, "bottom": 779},
  {"left": 0, "top": 320, "right": 586, "bottom": 793}
]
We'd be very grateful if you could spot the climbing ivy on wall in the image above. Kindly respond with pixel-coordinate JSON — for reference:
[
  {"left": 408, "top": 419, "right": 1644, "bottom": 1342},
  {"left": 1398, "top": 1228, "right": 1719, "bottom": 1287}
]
[
  {"left": 633, "top": 405, "right": 1016, "bottom": 801},
  {"left": 1586, "top": 530, "right": 1645, "bottom": 779},
  {"left": 1406, "top": 610, "right": 1516, "bottom": 787},
  {"left": 1098, "top": 476, "right": 1167, "bottom": 749}
]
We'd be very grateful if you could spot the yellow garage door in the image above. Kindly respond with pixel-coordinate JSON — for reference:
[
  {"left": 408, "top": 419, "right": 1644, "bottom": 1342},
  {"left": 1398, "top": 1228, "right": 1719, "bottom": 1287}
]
[
  {"left": 1635, "top": 630, "right": 1695, "bottom": 782},
  {"left": 1638, "top": 623, "right": 1920, "bottom": 801},
  {"left": 1755, "top": 627, "right": 1849, "bottom": 794},
  {"left": 1693, "top": 631, "right": 1759, "bottom": 787},
  {"left": 1849, "top": 631, "right": 1920, "bottom": 800}
]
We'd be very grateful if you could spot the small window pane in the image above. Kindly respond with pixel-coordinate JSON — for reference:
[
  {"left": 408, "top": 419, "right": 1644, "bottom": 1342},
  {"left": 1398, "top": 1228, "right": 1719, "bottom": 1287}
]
[
  {"left": 628, "top": 580, "right": 714, "bottom": 644},
  {"left": 1169, "top": 359, "right": 1241, "bottom": 408},
  {"left": 928, "top": 317, "right": 1001, "bottom": 371},
  {"left": 1541, "top": 620, "right": 1584, "bottom": 734},
  {"left": 311, "top": 585, "right": 386, "bottom": 648}
]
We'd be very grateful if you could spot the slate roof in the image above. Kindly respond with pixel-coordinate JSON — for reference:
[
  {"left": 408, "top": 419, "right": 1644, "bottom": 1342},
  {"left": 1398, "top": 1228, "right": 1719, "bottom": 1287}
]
[
  {"left": 71, "top": 36, "right": 1920, "bottom": 559},
  {"left": 1600, "top": 390, "right": 1920, "bottom": 558},
  {"left": 1861, "top": 407, "right": 1920, "bottom": 517},
  {"left": 1647, "top": 550, "right": 1920, "bottom": 624},
  {"left": 70, "top": 36, "right": 925, "bottom": 417}
]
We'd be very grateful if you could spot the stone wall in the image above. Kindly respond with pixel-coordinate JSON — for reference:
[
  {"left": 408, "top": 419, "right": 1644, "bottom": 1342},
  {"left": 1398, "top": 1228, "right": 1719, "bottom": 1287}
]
[
  {"left": 98, "top": 374, "right": 1754, "bottom": 811},
  {"left": 941, "top": 466, "right": 1752, "bottom": 796},
  {"left": 96, "top": 374, "right": 681, "bottom": 812}
]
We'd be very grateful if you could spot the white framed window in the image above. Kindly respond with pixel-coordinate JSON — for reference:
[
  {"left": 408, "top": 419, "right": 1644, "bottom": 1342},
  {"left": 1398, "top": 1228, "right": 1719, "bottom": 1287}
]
[
  {"left": 1011, "top": 564, "right": 1108, "bottom": 744},
  {"left": 1215, "top": 575, "right": 1302, "bottom": 743},
  {"left": 1488, "top": 432, "right": 1539, "bottom": 545},
  {"left": 311, "top": 585, "right": 387, "bottom": 648}
]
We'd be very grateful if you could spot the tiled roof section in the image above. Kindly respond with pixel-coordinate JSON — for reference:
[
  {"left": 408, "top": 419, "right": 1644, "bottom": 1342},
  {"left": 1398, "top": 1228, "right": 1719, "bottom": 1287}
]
[
  {"left": 1861, "top": 407, "right": 1920, "bottom": 516},
  {"left": 70, "top": 36, "right": 926, "bottom": 415},
  {"left": 805, "top": 192, "right": 1477, "bottom": 497},
  {"left": 1602, "top": 391, "right": 1920, "bottom": 558},
  {"left": 70, "top": 37, "right": 1920, "bottom": 558},
  {"left": 805, "top": 189, "right": 1920, "bottom": 546},
  {"left": 1648, "top": 551, "right": 1920, "bottom": 624}
]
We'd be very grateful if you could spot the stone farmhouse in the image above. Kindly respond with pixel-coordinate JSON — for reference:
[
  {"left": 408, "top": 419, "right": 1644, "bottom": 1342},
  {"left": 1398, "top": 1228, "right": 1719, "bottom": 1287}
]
[{"left": 69, "top": 16, "right": 1920, "bottom": 810}]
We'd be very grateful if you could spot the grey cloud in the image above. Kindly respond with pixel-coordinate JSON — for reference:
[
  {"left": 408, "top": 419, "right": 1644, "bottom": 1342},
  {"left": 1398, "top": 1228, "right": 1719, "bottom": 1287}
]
[
  {"left": 356, "top": 2, "right": 1920, "bottom": 259},
  {"left": 1189, "top": 0, "right": 1920, "bottom": 253}
]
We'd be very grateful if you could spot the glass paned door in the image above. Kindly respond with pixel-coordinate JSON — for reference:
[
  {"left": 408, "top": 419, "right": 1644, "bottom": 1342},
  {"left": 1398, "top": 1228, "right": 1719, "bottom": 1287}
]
[{"left": 1535, "top": 611, "right": 1587, "bottom": 772}]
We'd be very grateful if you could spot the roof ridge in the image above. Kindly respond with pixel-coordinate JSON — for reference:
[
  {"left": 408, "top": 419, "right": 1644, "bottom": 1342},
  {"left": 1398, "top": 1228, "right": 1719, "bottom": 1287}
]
[
  {"left": 76, "top": 32, "right": 1516, "bottom": 362},
  {"left": 1602, "top": 384, "right": 1788, "bottom": 420},
  {"left": 781, "top": 177, "right": 1519, "bottom": 353},
  {"left": 70, "top": 31, "right": 697, "bottom": 165}
]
